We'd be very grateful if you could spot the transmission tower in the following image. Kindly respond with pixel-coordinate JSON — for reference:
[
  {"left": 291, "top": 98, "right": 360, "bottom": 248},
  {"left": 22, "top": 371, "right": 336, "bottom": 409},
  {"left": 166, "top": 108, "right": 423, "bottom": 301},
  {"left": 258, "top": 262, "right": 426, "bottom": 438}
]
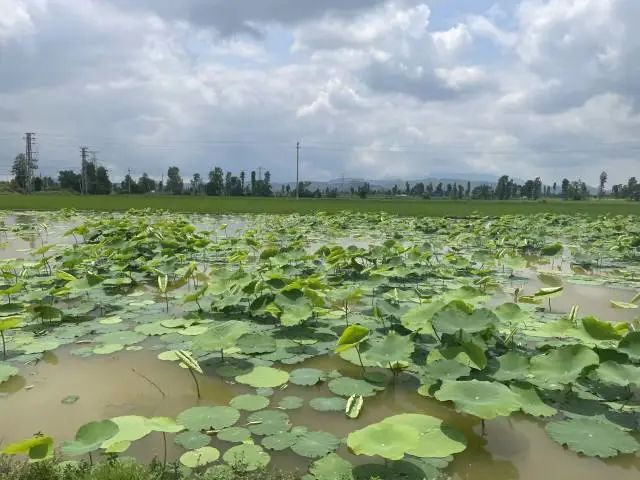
[
  {"left": 24, "top": 133, "right": 37, "bottom": 194},
  {"left": 80, "top": 146, "right": 89, "bottom": 195}
]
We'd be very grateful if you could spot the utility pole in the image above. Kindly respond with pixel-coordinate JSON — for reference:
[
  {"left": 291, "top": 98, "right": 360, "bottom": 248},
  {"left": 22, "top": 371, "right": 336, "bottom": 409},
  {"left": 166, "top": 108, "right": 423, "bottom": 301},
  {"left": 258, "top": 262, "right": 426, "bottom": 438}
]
[
  {"left": 296, "top": 141, "right": 300, "bottom": 200},
  {"left": 90, "top": 150, "right": 98, "bottom": 194},
  {"left": 257, "top": 166, "right": 265, "bottom": 181},
  {"left": 24, "top": 133, "right": 36, "bottom": 194},
  {"left": 80, "top": 146, "right": 89, "bottom": 195}
]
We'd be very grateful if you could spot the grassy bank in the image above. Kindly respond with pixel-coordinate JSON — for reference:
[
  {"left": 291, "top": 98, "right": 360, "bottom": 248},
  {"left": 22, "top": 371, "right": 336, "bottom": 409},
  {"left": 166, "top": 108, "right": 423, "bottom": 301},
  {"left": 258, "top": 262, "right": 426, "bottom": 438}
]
[{"left": 0, "top": 194, "right": 638, "bottom": 216}]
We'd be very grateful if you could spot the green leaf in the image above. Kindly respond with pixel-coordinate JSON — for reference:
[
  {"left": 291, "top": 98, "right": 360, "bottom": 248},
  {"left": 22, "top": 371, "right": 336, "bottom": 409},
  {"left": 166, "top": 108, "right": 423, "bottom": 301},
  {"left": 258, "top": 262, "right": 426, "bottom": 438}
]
[
  {"left": 619, "top": 332, "right": 640, "bottom": 361},
  {"left": 223, "top": 444, "right": 270, "bottom": 471},
  {"left": 289, "top": 368, "right": 324, "bottom": 386},
  {"left": 217, "top": 427, "right": 251, "bottom": 443},
  {"left": 582, "top": 316, "right": 623, "bottom": 340},
  {"left": 534, "top": 286, "right": 564, "bottom": 298},
  {"left": 610, "top": 300, "right": 638, "bottom": 310},
  {"left": 545, "top": 418, "right": 639, "bottom": 458},
  {"left": 2, "top": 435, "right": 54, "bottom": 461},
  {"left": 432, "top": 303, "right": 496, "bottom": 335},
  {"left": 380, "top": 414, "right": 467, "bottom": 458},
  {"left": 176, "top": 406, "right": 240, "bottom": 432},
  {"left": 328, "top": 377, "right": 381, "bottom": 398},
  {"left": 364, "top": 332, "right": 414, "bottom": 366},
  {"left": 180, "top": 446, "right": 220, "bottom": 468},
  {"left": 345, "top": 394, "right": 364, "bottom": 419},
  {"left": 278, "top": 396, "right": 304, "bottom": 410},
  {"left": 237, "top": 333, "right": 277, "bottom": 354},
  {"left": 193, "top": 321, "right": 250, "bottom": 352},
  {"left": 435, "top": 380, "right": 521, "bottom": 419},
  {"left": 400, "top": 301, "right": 445, "bottom": 333},
  {"left": 309, "top": 397, "right": 348, "bottom": 412},
  {"left": 529, "top": 345, "right": 599, "bottom": 390},
  {"left": 292, "top": 431, "right": 341, "bottom": 458},
  {"left": 148, "top": 417, "right": 184, "bottom": 433},
  {"left": 335, "top": 325, "right": 369, "bottom": 354},
  {"left": 235, "top": 366, "right": 289, "bottom": 388},
  {"left": 347, "top": 422, "right": 420, "bottom": 460},
  {"left": 309, "top": 453, "right": 354, "bottom": 480},
  {"left": 509, "top": 384, "right": 556, "bottom": 417},
  {"left": 61, "top": 420, "right": 119, "bottom": 456},
  {"left": 101, "top": 416, "right": 153, "bottom": 449},
  {"left": 174, "top": 431, "right": 210, "bottom": 450},
  {"left": 176, "top": 350, "right": 203, "bottom": 374},
  {"left": 0, "top": 362, "right": 19, "bottom": 384},
  {"left": 262, "top": 432, "right": 300, "bottom": 451},
  {"left": 229, "top": 394, "right": 270, "bottom": 412},
  {"left": 247, "top": 410, "right": 291, "bottom": 436},
  {"left": 0, "top": 316, "right": 22, "bottom": 332},
  {"left": 490, "top": 352, "right": 530, "bottom": 382},
  {"left": 592, "top": 361, "right": 640, "bottom": 387}
]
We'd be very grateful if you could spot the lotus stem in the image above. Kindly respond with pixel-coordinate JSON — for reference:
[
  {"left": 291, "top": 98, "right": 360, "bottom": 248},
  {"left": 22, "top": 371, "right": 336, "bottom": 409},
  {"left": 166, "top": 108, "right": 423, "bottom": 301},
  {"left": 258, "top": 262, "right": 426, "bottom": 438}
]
[
  {"left": 481, "top": 419, "right": 486, "bottom": 436},
  {"left": 354, "top": 345, "right": 366, "bottom": 376},
  {"left": 1, "top": 331, "right": 5, "bottom": 360},
  {"left": 548, "top": 298, "right": 551, "bottom": 312},
  {"left": 160, "top": 432, "right": 167, "bottom": 480},
  {"left": 188, "top": 367, "right": 201, "bottom": 399}
]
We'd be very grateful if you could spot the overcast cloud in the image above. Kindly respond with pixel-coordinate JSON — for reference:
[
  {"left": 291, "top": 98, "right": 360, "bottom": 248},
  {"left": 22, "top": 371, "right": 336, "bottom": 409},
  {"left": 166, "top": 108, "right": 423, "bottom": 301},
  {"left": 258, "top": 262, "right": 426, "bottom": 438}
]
[{"left": 0, "top": 0, "right": 639, "bottom": 184}]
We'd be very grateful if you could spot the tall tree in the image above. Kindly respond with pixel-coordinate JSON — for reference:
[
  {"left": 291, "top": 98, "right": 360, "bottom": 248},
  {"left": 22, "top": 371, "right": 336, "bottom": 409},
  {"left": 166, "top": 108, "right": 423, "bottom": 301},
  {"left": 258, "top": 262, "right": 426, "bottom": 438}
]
[
  {"left": 95, "top": 167, "right": 111, "bottom": 194},
  {"left": 138, "top": 173, "right": 156, "bottom": 193},
  {"left": 12, "top": 154, "right": 37, "bottom": 191},
  {"left": 599, "top": 171, "right": 608, "bottom": 198},
  {"left": 58, "top": 170, "right": 82, "bottom": 192},
  {"left": 250, "top": 171, "right": 257, "bottom": 195},
  {"left": 561, "top": 178, "right": 570, "bottom": 199},
  {"left": 191, "top": 173, "right": 202, "bottom": 195},
  {"left": 240, "top": 171, "right": 246, "bottom": 194},
  {"left": 166, "top": 167, "right": 183, "bottom": 195},
  {"left": 206, "top": 167, "right": 224, "bottom": 196}
]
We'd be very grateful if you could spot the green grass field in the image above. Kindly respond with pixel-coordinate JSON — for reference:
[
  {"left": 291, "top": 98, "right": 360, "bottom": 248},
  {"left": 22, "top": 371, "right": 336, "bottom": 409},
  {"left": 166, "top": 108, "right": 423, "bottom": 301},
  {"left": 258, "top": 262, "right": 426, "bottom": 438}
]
[{"left": 0, "top": 194, "right": 638, "bottom": 216}]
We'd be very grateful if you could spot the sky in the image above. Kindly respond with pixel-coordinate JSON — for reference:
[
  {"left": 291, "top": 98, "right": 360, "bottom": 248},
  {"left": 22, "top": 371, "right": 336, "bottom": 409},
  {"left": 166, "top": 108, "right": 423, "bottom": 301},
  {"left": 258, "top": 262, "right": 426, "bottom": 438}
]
[{"left": 0, "top": 0, "right": 639, "bottom": 185}]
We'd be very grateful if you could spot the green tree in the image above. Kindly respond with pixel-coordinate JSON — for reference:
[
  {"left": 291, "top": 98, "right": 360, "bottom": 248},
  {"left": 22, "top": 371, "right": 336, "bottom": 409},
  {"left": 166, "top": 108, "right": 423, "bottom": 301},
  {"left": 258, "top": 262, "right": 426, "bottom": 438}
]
[
  {"left": 58, "top": 170, "right": 81, "bottom": 192},
  {"left": 95, "top": 166, "right": 111, "bottom": 194},
  {"left": 138, "top": 173, "right": 156, "bottom": 193},
  {"left": 206, "top": 167, "right": 224, "bottom": 196},
  {"left": 599, "top": 171, "right": 608, "bottom": 198},
  {"left": 12, "top": 154, "right": 37, "bottom": 191},
  {"left": 166, "top": 167, "right": 183, "bottom": 195}
]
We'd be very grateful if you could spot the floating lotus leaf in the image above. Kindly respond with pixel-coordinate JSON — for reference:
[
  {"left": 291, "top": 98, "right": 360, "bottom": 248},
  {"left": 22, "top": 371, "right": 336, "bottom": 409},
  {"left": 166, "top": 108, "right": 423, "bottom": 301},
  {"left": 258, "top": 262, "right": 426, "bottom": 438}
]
[
  {"left": 610, "top": 300, "right": 638, "bottom": 309},
  {"left": 179, "top": 325, "right": 209, "bottom": 336},
  {"left": 99, "top": 316, "right": 122, "bottom": 325},
  {"left": 442, "top": 286, "right": 486, "bottom": 304},
  {"left": 347, "top": 422, "right": 420, "bottom": 460},
  {"left": 148, "top": 417, "right": 184, "bottom": 433},
  {"left": 309, "top": 453, "right": 354, "bottom": 480},
  {"left": 62, "top": 395, "right": 80, "bottom": 405},
  {"left": 279, "top": 296, "right": 314, "bottom": 327},
  {"left": 345, "top": 394, "right": 364, "bottom": 419},
  {"left": 490, "top": 352, "right": 530, "bottom": 382},
  {"left": 545, "top": 418, "right": 640, "bottom": 458},
  {"left": 101, "top": 416, "right": 152, "bottom": 449},
  {"left": 309, "top": 397, "right": 348, "bottom": 412},
  {"left": 176, "top": 406, "right": 240, "bottom": 432},
  {"left": 61, "top": 420, "right": 119, "bottom": 456},
  {"left": 95, "top": 331, "right": 146, "bottom": 346},
  {"left": 2, "top": 435, "right": 54, "bottom": 461},
  {"left": 229, "top": 394, "right": 270, "bottom": 412},
  {"left": 235, "top": 366, "right": 289, "bottom": 388},
  {"left": 0, "top": 316, "right": 22, "bottom": 331},
  {"left": 328, "top": 377, "right": 381, "bottom": 397},
  {"left": 618, "top": 332, "right": 640, "bottom": 361},
  {"left": 217, "top": 427, "right": 251, "bottom": 443},
  {"left": 335, "top": 324, "right": 369, "bottom": 353},
  {"left": 380, "top": 414, "right": 467, "bottom": 458},
  {"left": 135, "top": 321, "right": 173, "bottom": 336},
  {"left": 292, "top": 431, "right": 341, "bottom": 458},
  {"left": 435, "top": 380, "right": 521, "bottom": 419},
  {"left": 93, "top": 343, "right": 124, "bottom": 355},
  {"left": 0, "top": 362, "right": 19, "bottom": 384},
  {"left": 223, "top": 444, "right": 270, "bottom": 471},
  {"left": 180, "top": 446, "right": 220, "bottom": 468},
  {"left": 22, "top": 338, "right": 62, "bottom": 354},
  {"left": 529, "top": 345, "right": 599, "bottom": 389},
  {"left": 433, "top": 302, "right": 496, "bottom": 335},
  {"left": 363, "top": 332, "right": 414, "bottom": 366},
  {"left": 400, "top": 301, "right": 445, "bottom": 333},
  {"left": 592, "top": 361, "right": 640, "bottom": 387},
  {"left": 262, "top": 431, "right": 300, "bottom": 451},
  {"left": 278, "top": 396, "right": 304, "bottom": 410},
  {"left": 237, "top": 333, "right": 277, "bottom": 354},
  {"left": 509, "top": 384, "right": 557, "bottom": 417},
  {"left": 247, "top": 410, "right": 291, "bottom": 436},
  {"left": 289, "top": 368, "right": 324, "bottom": 386},
  {"left": 582, "top": 317, "right": 624, "bottom": 340},
  {"left": 174, "top": 431, "right": 210, "bottom": 449},
  {"left": 161, "top": 318, "right": 192, "bottom": 328}
]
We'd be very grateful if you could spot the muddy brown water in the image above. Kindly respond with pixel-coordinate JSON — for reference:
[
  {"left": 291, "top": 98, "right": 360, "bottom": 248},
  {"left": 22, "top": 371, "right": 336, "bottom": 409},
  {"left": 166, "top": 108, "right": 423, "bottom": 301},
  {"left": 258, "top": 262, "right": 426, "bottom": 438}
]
[{"left": 1, "top": 348, "right": 638, "bottom": 480}]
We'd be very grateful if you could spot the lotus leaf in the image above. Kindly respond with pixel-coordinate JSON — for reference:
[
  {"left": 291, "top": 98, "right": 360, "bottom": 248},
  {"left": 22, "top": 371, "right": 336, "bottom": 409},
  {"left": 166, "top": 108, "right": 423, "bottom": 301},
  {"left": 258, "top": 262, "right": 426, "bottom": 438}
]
[
  {"left": 345, "top": 394, "right": 364, "bottom": 419},
  {"left": 592, "top": 361, "right": 640, "bottom": 387},
  {"left": 0, "top": 362, "right": 19, "bottom": 384},
  {"left": 61, "top": 420, "right": 119, "bottom": 456},
  {"left": 223, "top": 444, "right": 270, "bottom": 471},
  {"left": 618, "top": 332, "right": 640, "bottom": 361},
  {"left": 347, "top": 422, "right": 420, "bottom": 460},
  {"left": 309, "top": 453, "right": 354, "bottom": 480},
  {"left": 229, "top": 394, "right": 270, "bottom": 412},
  {"left": 247, "top": 410, "right": 291, "bottom": 436},
  {"left": 582, "top": 316, "right": 623, "bottom": 340},
  {"left": 435, "top": 380, "right": 521, "bottom": 419},
  {"left": 509, "top": 384, "right": 557, "bottom": 417},
  {"left": 433, "top": 302, "right": 496, "bottom": 335},
  {"left": 217, "top": 427, "right": 251, "bottom": 443},
  {"left": 335, "top": 325, "right": 369, "bottom": 353},
  {"left": 289, "top": 368, "right": 324, "bottom": 386},
  {"left": 176, "top": 406, "right": 240, "bottom": 432},
  {"left": 363, "top": 331, "right": 414, "bottom": 366},
  {"left": 328, "top": 377, "right": 381, "bottom": 397},
  {"left": 529, "top": 345, "right": 599, "bottom": 389},
  {"left": 545, "top": 418, "right": 639, "bottom": 458},
  {"left": 235, "top": 366, "right": 289, "bottom": 388},
  {"left": 490, "top": 352, "right": 530, "bottom": 382},
  {"left": 309, "top": 397, "right": 348, "bottom": 412},
  {"left": 278, "top": 396, "right": 304, "bottom": 410},
  {"left": 400, "top": 301, "right": 445, "bottom": 333},
  {"left": 262, "top": 431, "right": 300, "bottom": 451},
  {"left": 174, "top": 431, "right": 210, "bottom": 449},
  {"left": 2, "top": 435, "right": 55, "bottom": 461},
  {"left": 180, "top": 446, "right": 220, "bottom": 468},
  {"left": 101, "top": 416, "right": 153, "bottom": 449},
  {"left": 237, "top": 333, "right": 277, "bottom": 354},
  {"left": 292, "top": 431, "right": 341, "bottom": 458}
]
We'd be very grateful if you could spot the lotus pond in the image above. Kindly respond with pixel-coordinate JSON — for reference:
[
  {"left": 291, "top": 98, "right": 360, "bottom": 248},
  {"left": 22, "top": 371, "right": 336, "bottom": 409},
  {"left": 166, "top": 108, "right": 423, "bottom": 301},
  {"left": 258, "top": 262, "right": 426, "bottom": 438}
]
[{"left": 0, "top": 210, "right": 639, "bottom": 480}]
